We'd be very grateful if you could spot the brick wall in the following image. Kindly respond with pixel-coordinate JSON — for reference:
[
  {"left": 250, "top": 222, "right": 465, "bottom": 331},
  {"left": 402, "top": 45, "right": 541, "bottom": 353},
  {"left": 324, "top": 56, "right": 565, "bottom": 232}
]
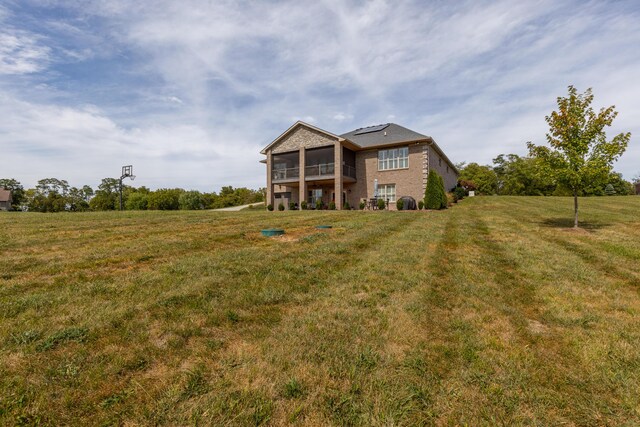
[
  {"left": 428, "top": 145, "right": 458, "bottom": 192},
  {"left": 351, "top": 143, "right": 425, "bottom": 209}
]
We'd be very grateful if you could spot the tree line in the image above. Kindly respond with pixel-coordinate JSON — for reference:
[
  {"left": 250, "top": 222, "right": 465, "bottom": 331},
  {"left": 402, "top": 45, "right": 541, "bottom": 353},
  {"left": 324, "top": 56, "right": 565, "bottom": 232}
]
[
  {"left": 0, "top": 177, "right": 264, "bottom": 212},
  {"left": 457, "top": 155, "right": 635, "bottom": 197}
]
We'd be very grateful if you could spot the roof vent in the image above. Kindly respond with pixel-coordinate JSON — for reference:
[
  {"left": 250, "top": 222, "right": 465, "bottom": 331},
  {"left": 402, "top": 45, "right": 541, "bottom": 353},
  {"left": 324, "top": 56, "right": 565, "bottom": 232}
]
[{"left": 384, "top": 131, "right": 387, "bottom": 136}]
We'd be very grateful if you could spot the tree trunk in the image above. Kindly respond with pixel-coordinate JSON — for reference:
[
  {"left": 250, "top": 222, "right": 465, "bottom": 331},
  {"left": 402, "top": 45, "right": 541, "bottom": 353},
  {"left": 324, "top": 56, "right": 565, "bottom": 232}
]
[{"left": 573, "top": 189, "right": 579, "bottom": 228}]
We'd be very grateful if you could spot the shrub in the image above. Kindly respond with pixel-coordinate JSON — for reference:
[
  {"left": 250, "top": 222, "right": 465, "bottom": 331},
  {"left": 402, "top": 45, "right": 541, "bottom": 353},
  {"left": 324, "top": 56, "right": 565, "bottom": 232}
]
[
  {"left": 179, "top": 190, "right": 204, "bottom": 210},
  {"left": 267, "top": 204, "right": 274, "bottom": 211},
  {"left": 344, "top": 201, "right": 350, "bottom": 210},
  {"left": 300, "top": 200, "right": 307, "bottom": 210},
  {"left": 126, "top": 192, "right": 148, "bottom": 210},
  {"left": 446, "top": 192, "right": 455, "bottom": 206},
  {"left": 377, "top": 198, "right": 386, "bottom": 210},
  {"left": 605, "top": 184, "right": 616, "bottom": 196},
  {"left": 329, "top": 201, "right": 336, "bottom": 210},
  {"left": 418, "top": 200, "right": 424, "bottom": 210},
  {"left": 439, "top": 175, "right": 448, "bottom": 209},
  {"left": 278, "top": 203, "right": 285, "bottom": 211},
  {"left": 453, "top": 186, "right": 466, "bottom": 201},
  {"left": 289, "top": 201, "right": 296, "bottom": 210},
  {"left": 425, "top": 170, "right": 447, "bottom": 210},
  {"left": 359, "top": 201, "right": 366, "bottom": 210},
  {"left": 316, "top": 201, "right": 323, "bottom": 210},
  {"left": 396, "top": 199, "right": 404, "bottom": 210},
  {"left": 147, "top": 188, "right": 183, "bottom": 210}
]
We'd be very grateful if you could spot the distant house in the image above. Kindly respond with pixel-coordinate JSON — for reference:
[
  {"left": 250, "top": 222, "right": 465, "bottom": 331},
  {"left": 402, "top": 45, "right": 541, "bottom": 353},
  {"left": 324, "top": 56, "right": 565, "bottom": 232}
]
[
  {"left": 0, "top": 189, "right": 12, "bottom": 211},
  {"left": 260, "top": 121, "right": 459, "bottom": 210},
  {"left": 636, "top": 182, "right": 640, "bottom": 195}
]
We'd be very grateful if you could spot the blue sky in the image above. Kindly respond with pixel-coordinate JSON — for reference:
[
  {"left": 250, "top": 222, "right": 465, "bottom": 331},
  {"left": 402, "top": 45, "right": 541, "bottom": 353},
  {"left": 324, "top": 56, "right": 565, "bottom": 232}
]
[{"left": 1, "top": 0, "right": 639, "bottom": 191}]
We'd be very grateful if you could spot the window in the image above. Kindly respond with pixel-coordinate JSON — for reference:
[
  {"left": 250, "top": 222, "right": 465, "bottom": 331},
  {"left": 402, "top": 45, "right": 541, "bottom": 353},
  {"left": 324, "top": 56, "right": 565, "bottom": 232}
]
[
  {"left": 378, "top": 184, "right": 396, "bottom": 202},
  {"left": 378, "top": 146, "right": 408, "bottom": 170},
  {"left": 308, "top": 189, "right": 322, "bottom": 204}
]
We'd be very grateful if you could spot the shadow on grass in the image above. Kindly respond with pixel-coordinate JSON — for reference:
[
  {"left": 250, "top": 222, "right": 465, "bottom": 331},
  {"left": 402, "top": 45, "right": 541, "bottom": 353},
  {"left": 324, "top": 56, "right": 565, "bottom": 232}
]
[{"left": 538, "top": 217, "right": 611, "bottom": 231}]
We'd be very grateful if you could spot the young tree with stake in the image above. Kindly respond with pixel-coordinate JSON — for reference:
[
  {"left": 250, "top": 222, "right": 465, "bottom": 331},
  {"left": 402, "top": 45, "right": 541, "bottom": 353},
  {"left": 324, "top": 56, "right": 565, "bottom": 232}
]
[{"left": 528, "top": 86, "right": 630, "bottom": 228}]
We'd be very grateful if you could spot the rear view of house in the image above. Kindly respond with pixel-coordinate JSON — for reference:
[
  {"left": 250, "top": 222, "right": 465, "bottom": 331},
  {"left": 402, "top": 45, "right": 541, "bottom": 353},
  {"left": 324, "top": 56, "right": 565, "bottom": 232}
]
[
  {"left": 0, "top": 189, "right": 12, "bottom": 211},
  {"left": 261, "top": 121, "right": 458, "bottom": 209}
]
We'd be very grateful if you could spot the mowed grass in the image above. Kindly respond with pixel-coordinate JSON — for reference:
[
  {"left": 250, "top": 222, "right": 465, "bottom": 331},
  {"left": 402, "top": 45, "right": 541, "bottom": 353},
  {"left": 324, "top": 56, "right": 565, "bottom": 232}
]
[{"left": 1, "top": 196, "right": 640, "bottom": 426}]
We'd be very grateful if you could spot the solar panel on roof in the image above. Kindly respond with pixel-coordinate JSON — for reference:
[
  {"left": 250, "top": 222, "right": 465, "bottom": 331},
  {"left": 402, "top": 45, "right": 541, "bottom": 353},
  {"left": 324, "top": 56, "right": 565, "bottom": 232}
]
[{"left": 353, "top": 123, "right": 390, "bottom": 135}]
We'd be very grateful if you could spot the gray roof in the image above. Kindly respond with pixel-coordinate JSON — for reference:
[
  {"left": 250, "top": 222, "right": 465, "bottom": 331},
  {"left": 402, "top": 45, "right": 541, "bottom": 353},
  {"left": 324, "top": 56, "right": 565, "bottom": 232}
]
[
  {"left": 340, "top": 123, "right": 429, "bottom": 148},
  {"left": 341, "top": 123, "right": 458, "bottom": 174}
]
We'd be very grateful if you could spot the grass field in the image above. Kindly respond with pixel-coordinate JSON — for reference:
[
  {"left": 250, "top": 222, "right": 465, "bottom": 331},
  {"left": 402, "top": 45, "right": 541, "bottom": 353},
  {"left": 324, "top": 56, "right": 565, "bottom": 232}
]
[{"left": 1, "top": 196, "right": 640, "bottom": 425}]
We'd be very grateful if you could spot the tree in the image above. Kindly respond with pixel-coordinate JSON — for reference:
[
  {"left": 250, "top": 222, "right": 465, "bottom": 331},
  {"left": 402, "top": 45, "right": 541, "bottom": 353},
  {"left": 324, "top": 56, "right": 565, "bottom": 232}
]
[
  {"left": 438, "top": 174, "right": 448, "bottom": 208},
  {"left": 29, "top": 178, "right": 70, "bottom": 212},
  {"left": 528, "top": 86, "right": 630, "bottom": 228},
  {"left": 605, "top": 172, "right": 634, "bottom": 195},
  {"left": 604, "top": 184, "right": 616, "bottom": 196},
  {"left": 125, "top": 192, "right": 149, "bottom": 210},
  {"left": 493, "top": 154, "right": 555, "bottom": 196},
  {"left": 0, "top": 178, "right": 25, "bottom": 210},
  {"left": 458, "top": 163, "right": 498, "bottom": 195},
  {"left": 425, "top": 169, "right": 446, "bottom": 210},
  {"left": 67, "top": 187, "right": 90, "bottom": 211},
  {"left": 90, "top": 178, "right": 121, "bottom": 211},
  {"left": 148, "top": 189, "right": 183, "bottom": 210},
  {"left": 179, "top": 190, "right": 205, "bottom": 210}
]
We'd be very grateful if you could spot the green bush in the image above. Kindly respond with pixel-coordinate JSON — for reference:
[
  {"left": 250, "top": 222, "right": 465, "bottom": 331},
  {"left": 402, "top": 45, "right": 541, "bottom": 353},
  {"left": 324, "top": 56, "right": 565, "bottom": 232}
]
[
  {"left": 418, "top": 200, "right": 424, "bottom": 210},
  {"left": 300, "top": 200, "right": 307, "bottom": 210},
  {"left": 267, "top": 204, "right": 274, "bottom": 211},
  {"left": 359, "top": 201, "right": 366, "bottom": 210},
  {"left": 148, "top": 188, "right": 183, "bottom": 210},
  {"left": 453, "top": 186, "right": 466, "bottom": 201},
  {"left": 425, "top": 170, "right": 446, "bottom": 210},
  {"left": 605, "top": 184, "right": 616, "bottom": 196},
  {"left": 179, "top": 190, "right": 204, "bottom": 210},
  {"left": 126, "top": 192, "right": 148, "bottom": 210},
  {"left": 316, "top": 201, "right": 323, "bottom": 210},
  {"left": 396, "top": 199, "right": 404, "bottom": 210},
  {"left": 439, "top": 175, "right": 448, "bottom": 209},
  {"left": 278, "top": 203, "right": 285, "bottom": 211},
  {"left": 329, "top": 201, "right": 336, "bottom": 210},
  {"left": 377, "top": 198, "right": 386, "bottom": 210},
  {"left": 289, "top": 201, "right": 296, "bottom": 210},
  {"left": 344, "top": 201, "right": 350, "bottom": 210}
]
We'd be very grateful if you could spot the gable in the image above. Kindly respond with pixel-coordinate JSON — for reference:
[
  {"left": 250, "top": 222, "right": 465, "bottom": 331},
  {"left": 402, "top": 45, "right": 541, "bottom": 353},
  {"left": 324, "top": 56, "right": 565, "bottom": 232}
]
[{"left": 270, "top": 125, "right": 337, "bottom": 154}]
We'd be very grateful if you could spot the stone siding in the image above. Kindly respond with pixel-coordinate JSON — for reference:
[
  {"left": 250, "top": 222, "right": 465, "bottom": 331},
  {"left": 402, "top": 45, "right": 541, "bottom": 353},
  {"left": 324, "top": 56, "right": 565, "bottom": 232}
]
[{"left": 271, "top": 126, "right": 336, "bottom": 154}]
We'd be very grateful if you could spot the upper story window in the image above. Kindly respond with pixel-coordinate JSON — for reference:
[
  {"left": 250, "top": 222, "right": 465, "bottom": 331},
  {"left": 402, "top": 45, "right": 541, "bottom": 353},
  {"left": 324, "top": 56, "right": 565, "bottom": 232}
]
[{"left": 378, "top": 146, "right": 408, "bottom": 171}]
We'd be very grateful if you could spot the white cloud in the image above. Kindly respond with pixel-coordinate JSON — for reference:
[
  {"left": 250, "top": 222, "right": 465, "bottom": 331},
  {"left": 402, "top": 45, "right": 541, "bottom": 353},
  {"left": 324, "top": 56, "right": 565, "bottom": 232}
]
[
  {"left": 0, "top": 31, "right": 50, "bottom": 74},
  {"left": 1, "top": 0, "right": 639, "bottom": 189}
]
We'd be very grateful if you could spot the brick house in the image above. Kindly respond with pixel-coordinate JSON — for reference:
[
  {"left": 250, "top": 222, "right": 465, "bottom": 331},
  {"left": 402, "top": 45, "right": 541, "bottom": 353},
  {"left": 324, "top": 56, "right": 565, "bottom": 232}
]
[
  {"left": 0, "top": 189, "right": 12, "bottom": 211},
  {"left": 636, "top": 182, "right": 640, "bottom": 195},
  {"left": 260, "top": 121, "right": 459, "bottom": 210}
]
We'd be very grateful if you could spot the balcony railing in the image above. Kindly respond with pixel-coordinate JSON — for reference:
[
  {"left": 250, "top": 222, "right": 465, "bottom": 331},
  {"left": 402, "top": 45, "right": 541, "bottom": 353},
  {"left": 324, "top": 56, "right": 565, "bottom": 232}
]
[
  {"left": 343, "top": 164, "right": 356, "bottom": 179},
  {"left": 272, "top": 167, "right": 299, "bottom": 181},
  {"left": 305, "top": 162, "right": 335, "bottom": 177},
  {"left": 273, "top": 163, "right": 356, "bottom": 181}
]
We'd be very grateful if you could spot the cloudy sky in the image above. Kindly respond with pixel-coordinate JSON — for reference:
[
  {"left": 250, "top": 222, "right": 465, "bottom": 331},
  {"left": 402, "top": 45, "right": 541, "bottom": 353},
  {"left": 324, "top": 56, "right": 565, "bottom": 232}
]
[{"left": 1, "top": 0, "right": 638, "bottom": 191}]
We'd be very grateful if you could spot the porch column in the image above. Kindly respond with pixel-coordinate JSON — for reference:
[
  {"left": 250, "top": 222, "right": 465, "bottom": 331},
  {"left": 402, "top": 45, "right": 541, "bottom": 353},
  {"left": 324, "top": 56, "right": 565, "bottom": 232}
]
[
  {"left": 266, "top": 151, "right": 273, "bottom": 208},
  {"left": 334, "top": 141, "right": 343, "bottom": 210},
  {"left": 299, "top": 147, "right": 306, "bottom": 208}
]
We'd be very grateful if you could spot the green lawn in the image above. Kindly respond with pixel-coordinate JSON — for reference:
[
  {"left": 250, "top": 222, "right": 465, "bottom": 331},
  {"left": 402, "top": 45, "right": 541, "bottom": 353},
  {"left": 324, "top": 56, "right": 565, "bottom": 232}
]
[{"left": 1, "top": 197, "right": 640, "bottom": 425}]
